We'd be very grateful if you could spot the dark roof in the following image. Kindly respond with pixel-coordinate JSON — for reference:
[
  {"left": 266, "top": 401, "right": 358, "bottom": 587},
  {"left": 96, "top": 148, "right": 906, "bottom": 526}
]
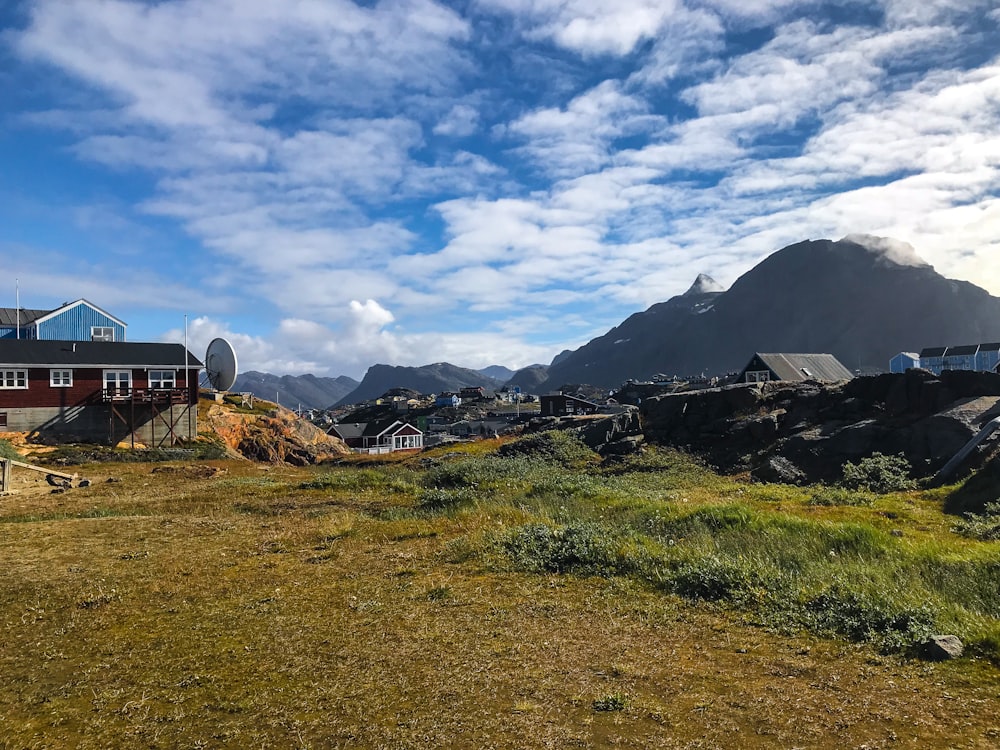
[
  {"left": 978, "top": 343, "right": 1000, "bottom": 352},
  {"left": 0, "top": 340, "right": 202, "bottom": 368},
  {"left": 329, "top": 422, "right": 366, "bottom": 440},
  {"left": 752, "top": 353, "right": 854, "bottom": 382},
  {"left": 0, "top": 307, "right": 51, "bottom": 327},
  {"left": 944, "top": 344, "right": 979, "bottom": 356},
  {"left": 919, "top": 346, "right": 947, "bottom": 357}
]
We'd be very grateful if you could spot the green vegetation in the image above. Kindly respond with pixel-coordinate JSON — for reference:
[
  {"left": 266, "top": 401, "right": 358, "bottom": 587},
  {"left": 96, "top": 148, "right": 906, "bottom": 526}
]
[
  {"left": 1, "top": 437, "right": 1000, "bottom": 747},
  {"left": 0, "top": 438, "right": 20, "bottom": 460},
  {"left": 840, "top": 451, "right": 917, "bottom": 493}
]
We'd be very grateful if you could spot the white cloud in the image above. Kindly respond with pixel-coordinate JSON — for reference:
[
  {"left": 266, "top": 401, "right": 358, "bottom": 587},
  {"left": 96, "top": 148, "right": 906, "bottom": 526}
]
[
  {"left": 433, "top": 104, "right": 480, "bottom": 136},
  {"left": 478, "top": 0, "right": 686, "bottom": 55}
]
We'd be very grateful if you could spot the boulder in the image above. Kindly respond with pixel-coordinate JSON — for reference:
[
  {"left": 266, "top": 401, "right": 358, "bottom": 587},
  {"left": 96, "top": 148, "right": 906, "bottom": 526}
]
[{"left": 924, "top": 635, "right": 964, "bottom": 661}]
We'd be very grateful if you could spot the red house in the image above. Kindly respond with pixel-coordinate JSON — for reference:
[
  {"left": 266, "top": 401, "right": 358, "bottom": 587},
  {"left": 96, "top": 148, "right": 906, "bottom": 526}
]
[{"left": 0, "top": 340, "right": 202, "bottom": 446}]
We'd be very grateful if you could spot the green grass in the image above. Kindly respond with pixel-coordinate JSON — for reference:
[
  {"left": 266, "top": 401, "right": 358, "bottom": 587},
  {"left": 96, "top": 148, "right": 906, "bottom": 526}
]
[{"left": 2, "top": 447, "right": 1000, "bottom": 748}]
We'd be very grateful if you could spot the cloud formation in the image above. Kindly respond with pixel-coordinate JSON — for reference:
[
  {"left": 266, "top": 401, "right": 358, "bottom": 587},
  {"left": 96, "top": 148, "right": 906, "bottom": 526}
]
[{"left": 2, "top": 0, "right": 998, "bottom": 378}]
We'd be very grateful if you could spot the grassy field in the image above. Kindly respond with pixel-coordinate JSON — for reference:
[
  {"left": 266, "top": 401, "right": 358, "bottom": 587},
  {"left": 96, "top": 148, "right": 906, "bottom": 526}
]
[{"left": 1, "top": 436, "right": 999, "bottom": 748}]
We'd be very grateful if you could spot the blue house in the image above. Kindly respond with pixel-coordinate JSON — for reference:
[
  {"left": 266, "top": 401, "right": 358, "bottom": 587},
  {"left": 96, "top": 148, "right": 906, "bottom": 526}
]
[
  {"left": 976, "top": 343, "right": 1000, "bottom": 373},
  {"left": 0, "top": 299, "right": 126, "bottom": 342},
  {"left": 915, "top": 343, "right": 1000, "bottom": 375},
  {"left": 889, "top": 352, "right": 920, "bottom": 373}
]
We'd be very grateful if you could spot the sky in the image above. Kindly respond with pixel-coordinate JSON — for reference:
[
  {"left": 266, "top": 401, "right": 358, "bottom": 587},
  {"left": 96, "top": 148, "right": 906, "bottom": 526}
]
[{"left": 1, "top": 0, "right": 998, "bottom": 379}]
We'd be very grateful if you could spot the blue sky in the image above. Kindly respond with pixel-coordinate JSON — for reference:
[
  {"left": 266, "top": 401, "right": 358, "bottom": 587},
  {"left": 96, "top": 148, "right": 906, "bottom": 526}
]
[{"left": 1, "top": 0, "right": 998, "bottom": 379}]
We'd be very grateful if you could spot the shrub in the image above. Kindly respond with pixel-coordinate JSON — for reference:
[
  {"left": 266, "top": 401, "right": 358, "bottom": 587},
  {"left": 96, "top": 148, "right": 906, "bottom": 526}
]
[
  {"left": 496, "top": 430, "right": 596, "bottom": 467},
  {"left": 417, "top": 486, "right": 478, "bottom": 511},
  {"left": 800, "top": 583, "right": 935, "bottom": 653},
  {"left": 0, "top": 439, "right": 20, "bottom": 460},
  {"left": 668, "top": 555, "right": 774, "bottom": 604},
  {"left": 808, "top": 485, "right": 875, "bottom": 506},
  {"left": 952, "top": 501, "right": 1000, "bottom": 541},
  {"left": 592, "top": 693, "right": 629, "bottom": 711},
  {"left": 840, "top": 453, "right": 916, "bottom": 494},
  {"left": 501, "top": 522, "right": 614, "bottom": 576}
]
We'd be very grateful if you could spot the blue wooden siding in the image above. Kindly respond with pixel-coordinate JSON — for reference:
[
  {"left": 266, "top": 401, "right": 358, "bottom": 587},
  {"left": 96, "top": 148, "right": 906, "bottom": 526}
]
[
  {"left": 35, "top": 304, "right": 126, "bottom": 341},
  {"left": 0, "top": 327, "right": 36, "bottom": 340}
]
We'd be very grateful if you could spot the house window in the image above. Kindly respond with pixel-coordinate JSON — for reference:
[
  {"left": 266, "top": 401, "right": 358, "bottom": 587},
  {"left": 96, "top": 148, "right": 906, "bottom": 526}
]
[
  {"left": 746, "top": 370, "right": 770, "bottom": 383},
  {"left": 393, "top": 433, "right": 421, "bottom": 450},
  {"left": 50, "top": 369, "right": 73, "bottom": 387},
  {"left": 0, "top": 370, "right": 27, "bottom": 389},
  {"left": 0, "top": 413, "right": 6, "bottom": 428},
  {"left": 104, "top": 370, "right": 132, "bottom": 397},
  {"left": 91, "top": 326, "right": 115, "bottom": 342},
  {"left": 149, "top": 370, "right": 176, "bottom": 389}
]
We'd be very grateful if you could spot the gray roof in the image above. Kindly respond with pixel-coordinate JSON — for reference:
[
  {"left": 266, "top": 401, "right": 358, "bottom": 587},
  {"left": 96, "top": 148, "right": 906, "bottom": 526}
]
[
  {"left": 753, "top": 353, "right": 854, "bottom": 382},
  {"left": 329, "top": 422, "right": 366, "bottom": 439},
  {"left": 920, "top": 346, "right": 947, "bottom": 357},
  {"left": 0, "top": 307, "right": 50, "bottom": 327},
  {"left": 0, "top": 340, "right": 202, "bottom": 368}
]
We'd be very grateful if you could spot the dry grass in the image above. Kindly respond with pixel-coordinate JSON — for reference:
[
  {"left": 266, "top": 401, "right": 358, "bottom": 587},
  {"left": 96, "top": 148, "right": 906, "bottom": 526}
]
[{"left": 1, "top": 458, "right": 999, "bottom": 748}]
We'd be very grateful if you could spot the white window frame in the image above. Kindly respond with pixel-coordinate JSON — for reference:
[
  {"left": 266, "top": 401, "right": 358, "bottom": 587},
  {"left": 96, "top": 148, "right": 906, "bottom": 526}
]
[
  {"left": 746, "top": 370, "right": 771, "bottom": 383},
  {"left": 91, "top": 326, "right": 115, "bottom": 342},
  {"left": 148, "top": 370, "right": 176, "bottom": 389},
  {"left": 50, "top": 369, "right": 73, "bottom": 387},
  {"left": 0, "top": 370, "right": 27, "bottom": 389},
  {"left": 103, "top": 370, "right": 132, "bottom": 397}
]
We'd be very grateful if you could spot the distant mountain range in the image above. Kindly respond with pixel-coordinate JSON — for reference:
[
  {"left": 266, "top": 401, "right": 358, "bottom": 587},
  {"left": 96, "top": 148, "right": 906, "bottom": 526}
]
[
  {"left": 233, "top": 371, "right": 359, "bottom": 411},
  {"left": 333, "top": 362, "right": 505, "bottom": 407},
  {"left": 232, "top": 235, "right": 1000, "bottom": 402},
  {"left": 538, "top": 234, "right": 1000, "bottom": 388}
]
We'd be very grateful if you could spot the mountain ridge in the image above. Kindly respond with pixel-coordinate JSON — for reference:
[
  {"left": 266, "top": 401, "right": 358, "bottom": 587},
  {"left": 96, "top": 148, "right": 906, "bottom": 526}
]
[{"left": 539, "top": 235, "right": 1000, "bottom": 388}]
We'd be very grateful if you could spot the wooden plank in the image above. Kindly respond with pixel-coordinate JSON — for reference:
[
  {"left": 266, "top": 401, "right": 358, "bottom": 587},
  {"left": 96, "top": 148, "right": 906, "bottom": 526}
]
[{"left": 7, "top": 460, "right": 77, "bottom": 482}]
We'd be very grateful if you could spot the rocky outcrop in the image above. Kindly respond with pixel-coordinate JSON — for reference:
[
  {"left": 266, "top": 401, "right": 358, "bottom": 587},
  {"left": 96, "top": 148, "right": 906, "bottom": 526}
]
[
  {"left": 201, "top": 403, "right": 349, "bottom": 465},
  {"left": 525, "top": 409, "right": 644, "bottom": 455},
  {"left": 640, "top": 370, "right": 1000, "bottom": 484}
]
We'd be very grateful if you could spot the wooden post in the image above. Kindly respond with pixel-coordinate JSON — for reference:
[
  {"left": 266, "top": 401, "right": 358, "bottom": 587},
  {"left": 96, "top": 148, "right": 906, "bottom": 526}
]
[{"left": 0, "top": 459, "right": 10, "bottom": 495}]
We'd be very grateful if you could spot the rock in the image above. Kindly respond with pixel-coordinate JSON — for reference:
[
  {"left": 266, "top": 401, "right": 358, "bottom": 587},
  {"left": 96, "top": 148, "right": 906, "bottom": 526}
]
[
  {"left": 924, "top": 635, "right": 964, "bottom": 660},
  {"left": 202, "top": 403, "right": 349, "bottom": 464},
  {"left": 752, "top": 456, "right": 807, "bottom": 484},
  {"left": 599, "top": 435, "right": 645, "bottom": 456}
]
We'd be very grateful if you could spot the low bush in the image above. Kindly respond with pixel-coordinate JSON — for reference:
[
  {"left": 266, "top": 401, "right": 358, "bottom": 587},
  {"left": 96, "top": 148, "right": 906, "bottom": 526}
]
[
  {"left": 0, "top": 439, "right": 20, "bottom": 460},
  {"left": 952, "top": 502, "right": 1000, "bottom": 541},
  {"left": 501, "top": 522, "right": 616, "bottom": 576},
  {"left": 841, "top": 453, "right": 916, "bottom": 494},
  {"left": 808, "top": 485, "right": 875, "bottom": 506},
  {"left": 496, "top": 430, "right": 597, "bottom": 467}
]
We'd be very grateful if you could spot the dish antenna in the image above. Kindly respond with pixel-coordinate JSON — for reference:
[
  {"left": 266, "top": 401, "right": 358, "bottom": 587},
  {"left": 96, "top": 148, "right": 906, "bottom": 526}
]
[{"left": 204, "top": 337, "right": 238, "bottom": 392}]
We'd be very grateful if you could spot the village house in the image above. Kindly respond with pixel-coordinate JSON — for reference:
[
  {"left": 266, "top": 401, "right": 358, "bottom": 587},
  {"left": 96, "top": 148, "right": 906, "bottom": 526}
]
[
  {"left": 737, "top": 353, "right": 854, "bottom": 383},
  {"left": 0, "top": 299, "right": 127, "bottom": 342},
  {"left": 328, "top": 418, "right": 423, "bottom": 453},
  {"left": 0, "top": 339, "right": 201, "bottom": 445},
  {"left": 540, "top": 393, "right": 601, "bottom": 417}
]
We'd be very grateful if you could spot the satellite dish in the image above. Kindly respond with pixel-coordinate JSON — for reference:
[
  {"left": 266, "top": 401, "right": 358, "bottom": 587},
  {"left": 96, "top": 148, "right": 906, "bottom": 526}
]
[{"left": 205, "top": 337, "right": 238, "bottom": 392}]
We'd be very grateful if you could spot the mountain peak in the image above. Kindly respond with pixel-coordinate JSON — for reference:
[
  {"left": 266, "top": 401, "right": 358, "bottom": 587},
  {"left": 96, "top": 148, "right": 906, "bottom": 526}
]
[
  {"left": 684, "top": 273, "right": 725, "bottom": 296},
  {"left": 841, "top": 234, "right": 931, "bottom": 268}
]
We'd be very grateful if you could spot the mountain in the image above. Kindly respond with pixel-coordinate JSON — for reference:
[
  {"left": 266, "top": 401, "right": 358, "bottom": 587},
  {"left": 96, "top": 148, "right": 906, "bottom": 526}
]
[
  {"left": 233, "top": 371, "right": 359, "bottom": 411},
  {"left": 505, "top": 364, "right": 550, "bottom": 391},
  {"left": 335, "top": 362, "right": 504, "bottom": 406},
  {"left": 541, "top": 235, "right": 1000, "bottom": 389},
  {"left": 478, "top": 365, "right": 515, "bottom": 381}
]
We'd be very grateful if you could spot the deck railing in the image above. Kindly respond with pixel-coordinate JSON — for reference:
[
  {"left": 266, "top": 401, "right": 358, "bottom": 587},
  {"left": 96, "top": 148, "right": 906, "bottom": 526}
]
[{"left": 101, "top": 387, "right": 189, "bottom": 404}]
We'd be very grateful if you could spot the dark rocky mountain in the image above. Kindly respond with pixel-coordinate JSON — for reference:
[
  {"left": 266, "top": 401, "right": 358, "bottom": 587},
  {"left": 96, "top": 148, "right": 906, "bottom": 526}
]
[
  {"left": 233, "top": 371, "right": 359, "bottom": 411},
  {"left": 478, "top": 365, "right": 515, "bottom": 381},
  {"left": 505, "top": 364, "right": 550, "bottom": 391},
  {"left": 541, "top": 235, "right": 1000, "bottom": 389},
  {"left": 335, "top": 362, "right": 503, "bottom": 406}
]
